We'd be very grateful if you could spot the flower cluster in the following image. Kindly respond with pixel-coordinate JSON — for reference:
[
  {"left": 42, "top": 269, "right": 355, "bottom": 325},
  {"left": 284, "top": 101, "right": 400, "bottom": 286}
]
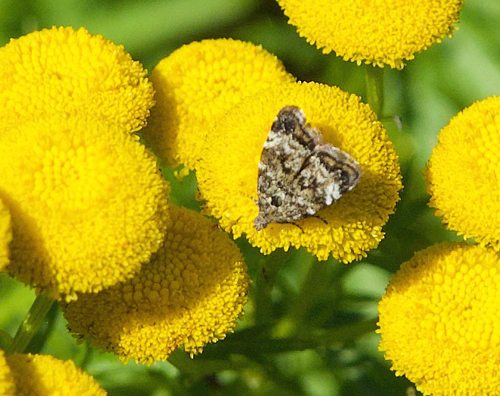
[
  {"left": 136, "top": 38, "right": 407, "bottom": 264},
  {"left": 0, "top": 116, "right": 170, "bottom": 300},
  {"left": 378, "top": 243, "right": 500, "bottom": 395},
  {"left": 0, "top": 350, "right": 106, "bottom": 395},
  {"left": 0, "top": 26, "right": 154, "bottom": 132},
  {"left": 196, "top": 81, "right": 402, "bottom": 262},
  {"left": 426, "top": 96, "right": 500, "bottom": 250},
  {"left": 142, "top": 38, "right": 294, "bottom": 168},
  {"left": 379, "top": 95, "right": 500, "bottom": 394},
  {"left": 0, "top": 27, "right": 249, "bottom": 363},
  {"left": 0, "top": 27, "right": 168, "bottom": 300},
  {"left": 63, "top": 205, "right": 248, "bottom": 363},
  {"left": 277, "top": 0, "right": 464, "bottom": 69}
]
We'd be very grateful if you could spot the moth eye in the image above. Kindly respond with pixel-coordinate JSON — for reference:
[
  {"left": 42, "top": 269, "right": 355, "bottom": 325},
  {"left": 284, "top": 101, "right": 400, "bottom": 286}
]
[{"left": 271, "top": 195, "right": 283, "bottom": 207}]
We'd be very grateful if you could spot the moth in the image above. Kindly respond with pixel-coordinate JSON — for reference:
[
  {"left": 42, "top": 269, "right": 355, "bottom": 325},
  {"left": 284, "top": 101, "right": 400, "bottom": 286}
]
[{"left": 254, "top": 106, "right": 361, "bottom": 231}]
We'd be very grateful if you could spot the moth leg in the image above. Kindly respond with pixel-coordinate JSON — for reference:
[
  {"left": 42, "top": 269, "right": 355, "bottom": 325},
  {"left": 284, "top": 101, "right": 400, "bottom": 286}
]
[
  {"left": 290, "top": 222, "right": 304, "bottom": 232},
  {"left": 311, "top": 215, "right": 328, "bottom": 225}
]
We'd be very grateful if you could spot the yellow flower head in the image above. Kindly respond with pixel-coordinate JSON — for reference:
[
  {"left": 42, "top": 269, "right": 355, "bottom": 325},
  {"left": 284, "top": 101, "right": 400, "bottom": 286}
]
[
  {"left": 63, "top": 205, "right": 249, "bottom": 364},
  {"left": 196, "top": 81, "right": 402, "bottom": 262},
  {"left": 6, "top": 353, "right": 106, "bottom": 396},
  {"left": 0, "top": 115, "right": 170, "bottom": 301},
  {"left": 142, "top": 39, "right": 295, "bottom": 168},
  {"left": 277, "top": 0, "right": 463, "bottom": 69},
  {"left": 0, "top": 349, "right": 15, "bottom": 396},
  {"left": 0, "top": 26, "right": 154, "bottom": 132},
  {"left": 378, "top": 243, "right": 500, "bottom": 395},
  {"left": 0, "top": 199, "right": 12, "bottom": 272},
  {"left": 427, "top": 97, "right": 500, "bottom": 251}
]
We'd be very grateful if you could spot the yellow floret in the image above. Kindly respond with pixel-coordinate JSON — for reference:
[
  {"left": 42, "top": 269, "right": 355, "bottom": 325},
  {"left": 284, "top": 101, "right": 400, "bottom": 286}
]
[
  {"left": 7, "top": 353, "right": 106, "bottom": 396},
  {"left": 378, "top": 243, "right": 500, "bottom": 395},
  {"left": 63, "top": 205, "right": 249, "bottom": 364},
  {"left": 427, "top": 96, "right": 500, "bottom": 250},
  {"left": 0, "top": 200, "right": 12, "bottom": 272},
  {"left": 196, "top": 81, "right": 402, "bottom": 262},
  {"left": 0, "top": 26, "right": 154, "bottom": 132},
  {"left": 277, "top": 0, "right": 463, "bottom": 69},
  {"left": 142, "top": 38, "right": 295, "bottom": 168},
  {"left": 0, "top": 349, "right": 16, "bottom": 396},
  {"left": 0, "top": 115, "right": 170, "bottom": 301}
]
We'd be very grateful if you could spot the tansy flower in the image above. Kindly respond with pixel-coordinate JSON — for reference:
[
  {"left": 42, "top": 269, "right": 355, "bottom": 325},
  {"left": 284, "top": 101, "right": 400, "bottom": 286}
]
[
  {"left": 6, "top": 353, "right": 106, "bottom": 395},
  {"left": 277, "top": 0, "right": 464, "bottom": 69},
  {"left": 426, "top": 97, "right": 500, "bottom": 251},
  {"left": 378, "top": 243, "right": 500, "bottom": 395},
  {"left": 0, "top": 26, "right": 154, "bottom": 132},
  {"left": 0, "top": 115, "right": 170, "bottom": 301},
  {"left": 142, "top": 39, "right": 295, "bottom": 168},
  {"left": 0, "top": 349, "right": 15, "bottom": 396},
  {"left": 63, "top": 205, "right": 249, "bottom": 364},
  {"left": 0, "top": 199, "right": 12, "bottom": 272},
  {"left": 196, "top": 81, "right": 402, "bottom": 262}
]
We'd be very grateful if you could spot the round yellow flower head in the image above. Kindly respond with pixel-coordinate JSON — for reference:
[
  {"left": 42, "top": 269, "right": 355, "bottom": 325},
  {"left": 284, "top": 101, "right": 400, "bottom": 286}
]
[
  {"left": 63, "top": 205, "right": 249, "bottom": 364},
  {"left": 0, "top": 115, "right": 170, "bottom": 301},
  {"left": 277, "top": 0, "right": 463, "bottom": 69},
  {"left": 196, "top": 81, "right": 402, "bottom": 262},
  {"left": 7, "top": 353, "right": 106, "bottom": 396},
  {"left": 0, "top": 199, "right": 12, "bottom": 272},
  {"left": 0, "top": 349, "right": 15, "bottom": 396},
  {"left": 142, "top": 38, "right": 295, "bottom": 168},
  {"left": 427, "top": 96, "right": 500, "bottom": 251},
  {"left": 378, "top": 243, "right": 500, "bottom": 395},
  {"left": 0, "top": 26, "right": 154, "bottom": 132}
]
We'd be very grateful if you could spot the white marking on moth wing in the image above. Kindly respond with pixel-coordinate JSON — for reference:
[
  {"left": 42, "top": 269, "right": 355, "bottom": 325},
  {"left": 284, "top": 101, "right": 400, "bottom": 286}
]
[
  {"left": 345, "top": 182, "right": 357, "bottom": 192},
  {"left": 296, "top": 196, "right": 306, "bottom": 206},
  {"left": 301, "top": 168, "right": 312, "bottom": 179},
  {"left": 314, "top": 171, "right": 327, "bottom": 183},
  {"left": 306, "top": 207, "right": 316, "bottom": 215},
  {"left": 293, "top": 108, "right": 306, "bottom": 123},
  {"left": 263, "top": 139, "right": 275, "bottom": 149},
  {"left": 281, "top": 142, "right": 296, "bottom": 155},
  {"left": 325, "top": 183, "right": 341, "bottom": 205},
  {"left": 275, "top": 191, "right": 285, "bottom": 200}
]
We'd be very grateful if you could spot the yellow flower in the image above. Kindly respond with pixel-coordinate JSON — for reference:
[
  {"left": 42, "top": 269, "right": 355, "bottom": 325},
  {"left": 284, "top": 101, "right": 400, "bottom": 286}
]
[
  {"left": 378, "top": 243, "right": 500, "bottom": 395},
  {"left": 0, "top": 115, "right": 170, "bottom": 301},
  {"left": 142, "top": 39, "right": 295, "bottom": 168},
  {"left": 0, "top": 26, "right": 154, "bottom": 132},
  {"left": 277, "top": 0, "right": 463, "bottom": 69},
  {"left": 426, "top": 97, "right": 500, "bottom": 251},
  {"left": 0, "top": 199, "right": 12, "bottom": 272},
  {"left": 63, "top": 205, "right": 249, "bottom": 364},
  {"left": 0, "top": 349, "right": 15, "bottom": 396},
  {"left": 6, "top": 353, "right": 106, "bottom": 395},
  {"left": 196, "top": 81, "right": 402, "bottom": 262}
]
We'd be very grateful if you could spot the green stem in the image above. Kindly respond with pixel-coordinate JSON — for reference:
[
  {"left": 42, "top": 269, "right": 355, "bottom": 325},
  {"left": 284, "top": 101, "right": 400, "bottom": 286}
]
[
  {"left": 167, "top": 348, "right": 248, "bottom": 383},
  {"left": 201, "top": 318, "right": 378, "bottom": 357},
  {"left": 6, "top": 290, "right": 55, "bottom": 355},
  {"left": 275, "top": 257, "right": 339, "bottom": 337},
  {"left": 254, "top": 249, "right": 291, "bottom": 326},
  {"left": 364, "top": 66, "right": 385, "bottom": 116}
]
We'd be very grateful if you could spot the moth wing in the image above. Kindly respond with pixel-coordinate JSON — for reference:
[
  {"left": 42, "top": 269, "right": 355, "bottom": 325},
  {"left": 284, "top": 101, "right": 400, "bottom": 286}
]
[
  {"left": 292, "top": 144, "right": 361, "bottom": 210},
  {"left": 254, "top": 106, "right": 361, "bottom": 231},
  {"left": 256, "top": 106, "right": 319, "bottom": 229},
  {"left": 258, "top": 106, "right": 319, "bottom": 180}
]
